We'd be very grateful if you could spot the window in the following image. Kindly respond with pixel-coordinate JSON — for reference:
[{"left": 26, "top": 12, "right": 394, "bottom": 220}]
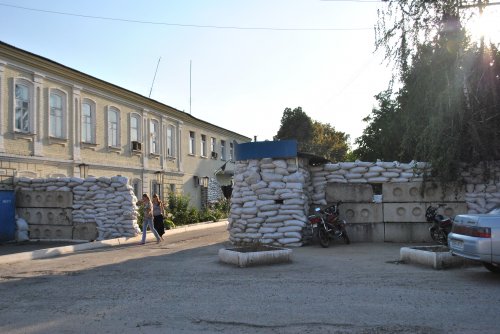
[
  {"left": 107, "top": 107, "right": 120, "bottom": 147},
  {"left": 167, "top": 125, "right": 175, "bottom": 157},
  {"left": 189, "top": 131, "right": 195, "bottom": 155},
  {"left": 150, "top": 120, "right": 159, "bottom": 154},
  {"left": 49, "top": 91, "right": 65, "bottom": 138},
  {"left": 221, "top": 140, "right": 226, "bottom": 160},
  {"left": 169, "top": 184, "right": 176, "bottom": 194},
  {"left": 132, "top": 179, "right": 141, "bottom": 197},
  {"left": 130, "top": 114, "right": 141, "bottom": 143},
  {"left": 81, "top": 99, "right": 96, "bottom": 143},
  {"left": 14, "top": 81, "right": 33, "bottom": 133},
  {"left": 211, "top": 137, "right": 216, "bottom": 152},
  {"left": 201, "top": 134, "right": 207, "bottom": 157},
  {"left": 230, "top": 142, "right": 234, "bottom": 161}
]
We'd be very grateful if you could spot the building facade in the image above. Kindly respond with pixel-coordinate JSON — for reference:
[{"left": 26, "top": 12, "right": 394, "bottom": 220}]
[{"left": 0, "top": 41, "right": 250, "bottom": 208}]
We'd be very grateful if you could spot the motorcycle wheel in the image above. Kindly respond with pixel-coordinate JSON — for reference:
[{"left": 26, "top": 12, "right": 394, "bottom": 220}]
[
  {"left": 438, "top": 231, "right": 448, "bottom": 246},
  {"left": 430, "top": 227, "right": 439, "bottom": 242},
  {"left": 318, "top": 227, "right": 330, "bottom": 248},
  {"left": 342, "top": 232, "right": 350, "bottom": 245}
]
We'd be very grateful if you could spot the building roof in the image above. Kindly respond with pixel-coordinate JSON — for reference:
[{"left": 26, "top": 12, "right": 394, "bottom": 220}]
[{"left": 0, "top": 40, "right": 251, "bottom": 141}]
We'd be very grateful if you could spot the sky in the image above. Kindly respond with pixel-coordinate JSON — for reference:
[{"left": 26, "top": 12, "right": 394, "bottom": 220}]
[{"left": 0, "top": 0, "right": 395, "bottom": 145}]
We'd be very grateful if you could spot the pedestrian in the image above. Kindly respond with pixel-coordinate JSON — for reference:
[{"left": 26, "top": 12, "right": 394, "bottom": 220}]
[
  {"left": 139, "top": 193, "right": 161, "bottom": 244},
  {"left": 152, "top": 194, "right": 165, "bottom": 240}
]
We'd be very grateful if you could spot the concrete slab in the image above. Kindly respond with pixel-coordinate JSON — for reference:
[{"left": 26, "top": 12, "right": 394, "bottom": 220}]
[
  {"left": 400, "top": 245, "right": 474, "bottom": 269},
  {"left": 17, "top": 208, "right": 72, "bottom": 225},
  {"left": 383, "top": 182, "right": 465, "bottom": 203},
  {"left": 29, "top": 225, "right": 73, "bottom": 239},
  {"left": 383, "top": 203, "right": 427, "bottom": 222},
  {"left": 73, "top": 222, "right": 98, "bottom": 241},
  {"left": 385, "top": 222, "right": 433, "bottom": 243},
  {"left": 340, "top": 203, "right": 383, "bottom": 223},
  {"left": 346, "top": 222, "right": 385, "bottom": 242},
  {"left": 218, "top": 246, "right": 292, "bottom": 267},
  {"left": 16, "top": 191, "right": 73, "bottom": 208},
  {"left": 326, "top": 183, "right": 374, "bottom": 203}
]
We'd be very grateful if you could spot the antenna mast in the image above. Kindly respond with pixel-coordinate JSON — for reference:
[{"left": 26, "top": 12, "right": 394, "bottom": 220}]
[
  {"left": 149, "top": 57, "right": 161, "bottom": 98},
  {"left": 189, "top": 60, "right": 192, "bottom": 114}
]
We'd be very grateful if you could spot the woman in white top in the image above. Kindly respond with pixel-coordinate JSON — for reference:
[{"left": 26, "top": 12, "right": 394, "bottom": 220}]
[{"left": 139, "top": 193, "right": 161, "bottom": 244}]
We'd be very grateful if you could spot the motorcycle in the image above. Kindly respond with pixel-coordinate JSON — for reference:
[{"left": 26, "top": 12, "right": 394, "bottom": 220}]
[
  {"left": 307, "top": 201, "right": 350, "bottom": 248},
  {"left": 426, "top": 204, "right": 453, "bottom": 245}
]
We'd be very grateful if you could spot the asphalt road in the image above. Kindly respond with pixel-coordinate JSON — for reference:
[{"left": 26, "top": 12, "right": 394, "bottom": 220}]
[{"left": 0, "top": 225, "right": 499, "bottom": 334}]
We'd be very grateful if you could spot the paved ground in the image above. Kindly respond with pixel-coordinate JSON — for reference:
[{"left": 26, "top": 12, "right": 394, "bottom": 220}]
[
  {"left": 0, "top": 224, "right": 499, "bottom": 334},
  {"left": 0, "top": 240, "right": 85, "bottom": 256}
]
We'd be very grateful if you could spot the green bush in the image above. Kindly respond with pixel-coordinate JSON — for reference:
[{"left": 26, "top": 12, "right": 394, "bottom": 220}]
[
  {"left": 165, "top": 193, "right": 199, "bottom": 226},
  {"left": 138, "top": 194, "right": 231, "bottom": 228},
  {"left": 136, "top": 202, "right": 144, "bottom": 229}
]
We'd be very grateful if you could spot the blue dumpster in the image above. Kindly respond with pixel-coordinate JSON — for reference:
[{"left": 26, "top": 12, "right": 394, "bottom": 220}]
[{"left": 0, "top": 191, "right": 16, "bottom": 242}]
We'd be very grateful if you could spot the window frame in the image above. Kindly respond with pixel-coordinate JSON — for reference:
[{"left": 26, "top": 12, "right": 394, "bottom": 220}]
[
  {"left": 150, "top": 119, "right": 160, "bottom": 155},
  {"left": 13, "top": 78, "right": 35, "bottom": 134},
  {"left": 201, "top": 134, "right": 207, "bottom": 157},
  {"left": 130, "top": 113, "right": 142, "bottom": 144},
  {"left": 107, "top": 106, "right": 121, "bottom": 148},
  {"left": 81, "top": 98, "right": 96, "bottom": 144},
  {"left": 221, "top": 140, "right": 226, "bottom": 161},
  {"left": 189, "top": 131, "right": 195, "bottom": 155},
  {"left": 167, "top": 124, "right": 175, "bottom": 157},
  {"left": 49, "top": 89, "right": 67, "bottom": 139},
  {"left": 131, "top": 178, "right": 142, "bottom": 197},
  {"left": 210, "top": 137, "right": 216, "bottom": 153}
]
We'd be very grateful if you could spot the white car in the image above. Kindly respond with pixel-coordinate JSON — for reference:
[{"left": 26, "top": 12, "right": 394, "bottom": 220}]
[{"left": 448, "top": 208, "right": 500, "bottom": 273}]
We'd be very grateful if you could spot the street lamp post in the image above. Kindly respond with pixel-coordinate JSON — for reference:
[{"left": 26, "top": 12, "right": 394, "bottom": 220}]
[{"left": 154, "top": 170, "right": 164, "bottom": 200}]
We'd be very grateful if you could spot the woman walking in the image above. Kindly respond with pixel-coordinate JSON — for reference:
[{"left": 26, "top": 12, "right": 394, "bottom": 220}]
[
  {"left": 152, "top": 194, "right": 165, "bottom": 240},
  {"left": 139, "top": 193, "right": 161, "bottom": 244}
]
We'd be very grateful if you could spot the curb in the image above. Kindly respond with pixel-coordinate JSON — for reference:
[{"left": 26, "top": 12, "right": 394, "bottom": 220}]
[
  {"left": 399, "top": 245, "right": 475, "bottom": 269},
  {"left": 0, "top": 220, "right": 228, "bottom": 265}
]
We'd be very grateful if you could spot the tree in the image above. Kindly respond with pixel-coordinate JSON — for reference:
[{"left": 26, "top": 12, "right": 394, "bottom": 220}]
[
  {"left": 354, "top": 89, "right": 403, "bottom": 161},
  {"left": 274, "top": 107, "right": 350, "bottom": 161},
  {"left": 274, "top": 107, "right": 313, "bottom": 145},
  {"left": 309, "top": 121, "right": 350, "bottom": 162},
  {"left": 359, "top": 0, "right": 500, "bottom": 182}
]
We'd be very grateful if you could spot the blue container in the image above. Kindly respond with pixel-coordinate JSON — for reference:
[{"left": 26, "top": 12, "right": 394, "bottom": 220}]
[{"left": 0, "top": 191, "right": 16, "bottom": 242}]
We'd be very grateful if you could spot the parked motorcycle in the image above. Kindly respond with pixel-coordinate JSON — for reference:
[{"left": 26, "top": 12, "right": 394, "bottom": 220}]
[
  {"left": 426, "top": 204, "right": 453, "bottom": 245},
  {"left": 307, "top": 201, "right": 350, "bottom": 248}
]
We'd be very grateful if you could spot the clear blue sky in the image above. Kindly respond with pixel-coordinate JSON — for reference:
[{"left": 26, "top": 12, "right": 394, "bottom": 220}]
[{"left": 0, "top": 0, "right": 394, "bottom": 145}]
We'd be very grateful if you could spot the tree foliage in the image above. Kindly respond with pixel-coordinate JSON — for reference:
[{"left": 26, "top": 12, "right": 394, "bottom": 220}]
[
  {"left": 309, "top": 121, "right": 350, "bottom": 162},
  {"left": 355, "top": 0, "right": 500, "bottom": 182},
  {"left": 354, "top": 89, "right": 403, "bottom": 161},
  {"left": 274, "top": 107, "right": 350, "bottom": 162},
  {"left": 274, "top": 107, "right": 313, "bottom": 144}
]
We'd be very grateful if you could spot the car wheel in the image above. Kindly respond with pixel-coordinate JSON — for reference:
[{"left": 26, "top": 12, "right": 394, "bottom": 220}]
[{"left": 483, "top": 262, "right": 500, "bottom": 273}]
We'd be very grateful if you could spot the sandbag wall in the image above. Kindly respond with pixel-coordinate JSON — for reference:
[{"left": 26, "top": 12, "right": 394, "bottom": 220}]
[
  {"left": 310, "top": 160, "right": 500, "bottom": 215},
  {"left": 15, "top": 176, "right": 141, "bottom": 240},
  {"left": 309, "top": 160, "right": 428, "bottom": 206},
  {"left": 228, "top": 158, "right": 310, "bottom": 247},
  {"left": 462, "top": 162, "right": 500, "bottom": 214},
  {"left": 208, "top": 177, "right": 225, "bottom": 204}
]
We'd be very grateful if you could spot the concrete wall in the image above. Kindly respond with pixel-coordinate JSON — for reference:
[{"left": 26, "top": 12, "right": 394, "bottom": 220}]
[
  {"left": 324, "top": 182, "right": 468, "bottom": 243},
  {"left": 16, "top": 191, "right": 75, "bottom": 239},
  {"left": 15, "top": 176, "right": 141, "bottom": 241}
]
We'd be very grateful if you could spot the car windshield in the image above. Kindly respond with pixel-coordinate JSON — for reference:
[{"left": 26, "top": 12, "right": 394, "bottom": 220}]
[{"left": 487, "top": 207, "right": 500, "bottom": 215}]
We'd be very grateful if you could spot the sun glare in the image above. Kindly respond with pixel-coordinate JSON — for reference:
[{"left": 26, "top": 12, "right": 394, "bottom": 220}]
[{"left": 466, "top": 6, "right": 500, "bottom": 45}]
